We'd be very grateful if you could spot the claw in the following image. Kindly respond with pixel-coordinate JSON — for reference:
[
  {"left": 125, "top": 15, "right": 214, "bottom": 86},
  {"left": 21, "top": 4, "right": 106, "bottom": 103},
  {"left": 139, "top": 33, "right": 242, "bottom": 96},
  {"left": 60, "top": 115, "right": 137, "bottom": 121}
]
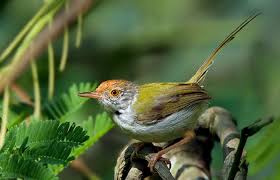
[
  {"left": 130, "top": 142, "right": 146, "bottom": 163},
  {"left": 148, "top": 153, "right": 171, "bottom": 172}
]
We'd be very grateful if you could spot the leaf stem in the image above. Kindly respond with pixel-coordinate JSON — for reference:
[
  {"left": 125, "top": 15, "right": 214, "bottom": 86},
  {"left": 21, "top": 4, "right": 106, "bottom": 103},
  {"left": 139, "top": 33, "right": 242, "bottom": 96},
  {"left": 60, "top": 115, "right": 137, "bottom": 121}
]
[{"left": 75, "top": 13, "right": 83, "bottom": 48}]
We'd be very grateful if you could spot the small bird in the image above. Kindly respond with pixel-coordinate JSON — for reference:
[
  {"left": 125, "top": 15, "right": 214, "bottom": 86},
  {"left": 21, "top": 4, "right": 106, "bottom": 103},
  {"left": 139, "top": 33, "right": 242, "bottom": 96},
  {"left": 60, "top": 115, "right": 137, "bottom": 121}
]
[{"left": 79, "top": 12, "right": 260, "bottom": 171}]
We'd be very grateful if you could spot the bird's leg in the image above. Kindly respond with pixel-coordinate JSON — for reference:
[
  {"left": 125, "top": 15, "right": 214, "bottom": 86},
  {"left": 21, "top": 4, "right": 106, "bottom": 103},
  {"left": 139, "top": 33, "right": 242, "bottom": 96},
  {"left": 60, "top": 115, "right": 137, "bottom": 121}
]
[
  {"left": 148, "top": 130, "right": 195, "bottom": 172},
  {"left": 130, "top": 142, "right": 146, "bottom": 162}
]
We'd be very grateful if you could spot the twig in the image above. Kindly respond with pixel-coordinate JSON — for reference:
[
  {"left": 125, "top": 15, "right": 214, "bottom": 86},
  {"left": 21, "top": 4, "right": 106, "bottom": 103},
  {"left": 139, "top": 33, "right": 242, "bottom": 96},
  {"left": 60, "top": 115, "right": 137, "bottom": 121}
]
[
  {"left": 11, "top": 83, "right": 33, "bottom": 106},
  {"left": 0, "top": 0, "right": 95, "bottom": 93},
  {"left": 227, "top": 118, "right": 273, "bottom": 180}
]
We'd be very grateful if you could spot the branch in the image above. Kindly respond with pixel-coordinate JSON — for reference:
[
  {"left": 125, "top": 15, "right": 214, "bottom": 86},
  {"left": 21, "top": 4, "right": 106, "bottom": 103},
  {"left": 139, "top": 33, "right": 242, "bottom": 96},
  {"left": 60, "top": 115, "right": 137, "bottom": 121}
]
[
  {"left": 11, "top": 83, "right": 33, "bottom": 106},
  {"left": 227, "top": 118, "right": 273, "bottom": 180},
  {"left": 198, "top": 107, "right": 246, "bottom": 179},
  {"left": 0, "top": 0, "right": 95, "bottom": 93},
  {"left": 114, "top": 142, "right": 174, "bottom": 180}
]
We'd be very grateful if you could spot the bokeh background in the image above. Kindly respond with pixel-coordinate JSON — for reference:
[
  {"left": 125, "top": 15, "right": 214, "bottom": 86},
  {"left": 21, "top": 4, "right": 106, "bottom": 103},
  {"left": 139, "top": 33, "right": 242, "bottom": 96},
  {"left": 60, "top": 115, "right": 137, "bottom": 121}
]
[{"left": 0, "top": 0, "right": 279, "bottom": 179}]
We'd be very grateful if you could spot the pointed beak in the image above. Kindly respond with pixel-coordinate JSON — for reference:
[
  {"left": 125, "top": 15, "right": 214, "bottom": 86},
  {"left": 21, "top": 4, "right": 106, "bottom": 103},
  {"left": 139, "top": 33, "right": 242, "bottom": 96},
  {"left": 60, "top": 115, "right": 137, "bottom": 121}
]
[{"left": 78, "top": 91, "right": 101, "bottom": 99}]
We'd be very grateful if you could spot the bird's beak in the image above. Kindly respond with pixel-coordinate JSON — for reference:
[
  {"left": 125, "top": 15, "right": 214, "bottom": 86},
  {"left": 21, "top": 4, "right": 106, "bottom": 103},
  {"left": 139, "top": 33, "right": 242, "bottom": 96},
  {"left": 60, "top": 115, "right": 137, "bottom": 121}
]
[{"left": 79, "top": 91, "right": 101, "bottom": 99}]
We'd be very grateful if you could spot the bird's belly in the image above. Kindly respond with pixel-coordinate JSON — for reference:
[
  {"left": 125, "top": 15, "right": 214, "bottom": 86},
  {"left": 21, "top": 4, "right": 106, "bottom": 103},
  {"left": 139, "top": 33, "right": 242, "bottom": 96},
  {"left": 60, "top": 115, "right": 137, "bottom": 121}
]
[{"left": 113, "top": 102, "right": 208, "bottom": 142}]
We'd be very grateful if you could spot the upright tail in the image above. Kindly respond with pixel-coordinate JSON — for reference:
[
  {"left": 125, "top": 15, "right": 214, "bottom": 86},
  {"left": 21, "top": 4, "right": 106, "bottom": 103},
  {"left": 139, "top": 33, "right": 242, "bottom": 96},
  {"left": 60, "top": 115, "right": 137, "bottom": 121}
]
[{"left": 188, "top": 11, "right": 261, "bottom": 84}]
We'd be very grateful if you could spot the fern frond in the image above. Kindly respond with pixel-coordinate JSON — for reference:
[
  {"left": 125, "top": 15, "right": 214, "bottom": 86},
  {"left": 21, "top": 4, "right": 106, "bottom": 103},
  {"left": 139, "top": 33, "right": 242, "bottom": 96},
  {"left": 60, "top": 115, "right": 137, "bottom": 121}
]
[
  {"left": 23, "top": 141, "right": 74, "bottom": 165},
  {"left": 72, "top": 112, "right": 114, "bottom": 157},
  {"left": 3, "top": 120, "right": 89, "bottom": 151},
  {"left": 0, "top": 153, "right": 57, "bottom": 180},
  {"left": 51, "top": 113, "right": 114, "bottom": 174},
  {"left": 45, "top": 82, "right": 96, "bottom": 122}
]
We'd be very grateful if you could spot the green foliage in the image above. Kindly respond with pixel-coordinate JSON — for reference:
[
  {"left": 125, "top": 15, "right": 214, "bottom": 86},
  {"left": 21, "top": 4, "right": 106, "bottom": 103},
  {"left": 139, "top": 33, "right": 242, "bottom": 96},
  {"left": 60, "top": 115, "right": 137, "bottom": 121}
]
[
  {"left": 248, "top": 118, "right": 279, "bottom": 177},
  {"left": 0, "top": 153, "right": 57, "bottom": 180},
  {"left": 0, "top": 120, "right": 88, "bottom": 179},
  {"left": 44, "top": 82, "right": 114, "bottom": 173},
  {"left": 45, "top": 82, "right": 97, "bottom": 122},
  {"left": 0, "top": 0, "right": 115, "bottom": 178},
  {"left": 0, "top": 82, "right": 114, "bottom": 178},
  {"left": 73, "top": 113, "right": 114, "bottom": 157}
]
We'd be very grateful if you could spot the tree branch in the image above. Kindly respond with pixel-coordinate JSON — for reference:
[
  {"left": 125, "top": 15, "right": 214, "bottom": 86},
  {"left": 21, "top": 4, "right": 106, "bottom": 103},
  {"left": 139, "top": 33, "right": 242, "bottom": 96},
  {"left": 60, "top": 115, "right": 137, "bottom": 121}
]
[
  {"left": 0, "top": 0, "right": 95, "bottom": 93},
  {"left": 114, "top": 142, "right": 174, "bottom": 180}
]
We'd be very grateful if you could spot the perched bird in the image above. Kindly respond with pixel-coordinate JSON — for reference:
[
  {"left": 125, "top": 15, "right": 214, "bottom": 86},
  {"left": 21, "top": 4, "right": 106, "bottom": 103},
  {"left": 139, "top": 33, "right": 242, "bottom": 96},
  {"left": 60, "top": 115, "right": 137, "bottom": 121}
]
[{"left": 79, "top": 12, "right": 260, "bottom": 171}]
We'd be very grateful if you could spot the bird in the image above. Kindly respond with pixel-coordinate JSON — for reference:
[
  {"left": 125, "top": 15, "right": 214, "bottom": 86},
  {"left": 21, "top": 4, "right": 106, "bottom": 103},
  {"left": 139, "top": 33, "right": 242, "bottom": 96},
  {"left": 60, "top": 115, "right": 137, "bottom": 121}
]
[{"left": 79, "top": 12, "right": 260, "bottom": 171}]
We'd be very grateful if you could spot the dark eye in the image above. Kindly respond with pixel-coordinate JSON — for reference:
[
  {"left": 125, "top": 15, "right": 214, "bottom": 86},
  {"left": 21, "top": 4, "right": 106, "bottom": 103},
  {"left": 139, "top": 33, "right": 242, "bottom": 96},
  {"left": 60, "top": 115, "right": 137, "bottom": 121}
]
[{"left": 110, "top": 89, "right": 120, "bottom": 97}]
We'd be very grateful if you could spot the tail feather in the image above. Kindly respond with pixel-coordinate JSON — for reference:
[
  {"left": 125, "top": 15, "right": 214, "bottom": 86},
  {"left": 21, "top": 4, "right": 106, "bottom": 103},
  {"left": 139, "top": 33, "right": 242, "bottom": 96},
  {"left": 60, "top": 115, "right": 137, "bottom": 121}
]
[{"left": 188, "top": 11, "right": 261, "bottom": 84}]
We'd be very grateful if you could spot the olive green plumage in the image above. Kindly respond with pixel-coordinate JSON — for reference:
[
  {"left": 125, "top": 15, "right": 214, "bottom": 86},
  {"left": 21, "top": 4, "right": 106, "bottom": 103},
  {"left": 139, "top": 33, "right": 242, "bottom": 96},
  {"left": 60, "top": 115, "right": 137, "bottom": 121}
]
[{"left": 133, "top": 83, "right": 210, "bottom": 124}]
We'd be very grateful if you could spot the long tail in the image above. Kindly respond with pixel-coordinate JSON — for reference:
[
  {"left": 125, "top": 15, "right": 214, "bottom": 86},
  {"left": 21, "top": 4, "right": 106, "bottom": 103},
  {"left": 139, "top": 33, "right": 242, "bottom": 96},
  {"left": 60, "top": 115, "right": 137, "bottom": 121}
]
[{"left": 188, "top": 11, "right": 261, "bottom": 84}]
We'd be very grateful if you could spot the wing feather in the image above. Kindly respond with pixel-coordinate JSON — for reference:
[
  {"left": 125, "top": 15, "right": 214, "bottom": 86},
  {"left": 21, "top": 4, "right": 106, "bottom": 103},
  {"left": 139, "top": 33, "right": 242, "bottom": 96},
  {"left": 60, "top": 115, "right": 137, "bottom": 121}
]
[{"left": 133, "top": 83, "right": 210, "bottom": 124}]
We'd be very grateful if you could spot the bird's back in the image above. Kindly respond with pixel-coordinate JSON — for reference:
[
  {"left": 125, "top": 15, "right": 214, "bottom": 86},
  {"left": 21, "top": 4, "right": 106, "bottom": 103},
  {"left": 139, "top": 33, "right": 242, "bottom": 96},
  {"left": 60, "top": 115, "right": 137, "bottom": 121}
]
[{"left": 133, "top": 82, "right": 210, "bottom": 124}]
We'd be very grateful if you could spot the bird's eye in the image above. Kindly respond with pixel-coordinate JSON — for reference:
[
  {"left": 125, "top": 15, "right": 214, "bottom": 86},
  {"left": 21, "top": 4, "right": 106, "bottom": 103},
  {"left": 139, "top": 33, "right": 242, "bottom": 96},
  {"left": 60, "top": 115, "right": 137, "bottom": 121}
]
[{"left": 110, "top": 89, "right": 120, "bottom": 97}]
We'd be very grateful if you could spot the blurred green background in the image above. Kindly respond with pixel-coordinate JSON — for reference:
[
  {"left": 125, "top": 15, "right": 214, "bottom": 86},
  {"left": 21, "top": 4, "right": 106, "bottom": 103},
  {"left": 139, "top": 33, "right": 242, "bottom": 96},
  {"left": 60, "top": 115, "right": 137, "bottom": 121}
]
[{"left": 0, "top": 0, "right": 279, "bottom": 179}]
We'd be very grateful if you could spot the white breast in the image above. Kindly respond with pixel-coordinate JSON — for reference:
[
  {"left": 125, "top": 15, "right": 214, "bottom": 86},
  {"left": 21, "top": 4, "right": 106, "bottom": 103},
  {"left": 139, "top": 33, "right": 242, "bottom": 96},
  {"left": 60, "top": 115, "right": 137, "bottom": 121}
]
[{"left": 113, "top": 102, "right": 208, "bottom": 142}]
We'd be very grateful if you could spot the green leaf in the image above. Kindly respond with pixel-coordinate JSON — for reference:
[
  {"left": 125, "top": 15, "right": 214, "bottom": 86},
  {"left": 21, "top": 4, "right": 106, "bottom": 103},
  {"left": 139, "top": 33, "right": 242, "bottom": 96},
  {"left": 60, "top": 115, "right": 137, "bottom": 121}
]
[
  {"left": 52, "top": 113, "right": 114, "bottom": 174},
  {"left": 23, "top": 141, "right": 74, "bottom": 165},
  {"left": 3, "top": 120, "right": 89, "bottom": 152},
  {"left": 0, "top": 153, "right": 57, "bottom": 180},
  {"left": 1, "top": 120, "right": 90, "bottom": 176},
  {"left": 45, "top": 82, "right": 97, "bottom": 122},
  {"left": 73, "top": 112, "right": 114, "bottom": 157},
  {"left": 247, "top": 117, "right": 279, "bottom": 175}
]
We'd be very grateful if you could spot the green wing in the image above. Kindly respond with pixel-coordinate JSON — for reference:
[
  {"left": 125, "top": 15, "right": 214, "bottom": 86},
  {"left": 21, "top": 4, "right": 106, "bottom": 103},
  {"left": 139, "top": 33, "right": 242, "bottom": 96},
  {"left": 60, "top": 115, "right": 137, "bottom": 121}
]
[{"left": 133, "top": 83, "right": 210, "bottom": 124}]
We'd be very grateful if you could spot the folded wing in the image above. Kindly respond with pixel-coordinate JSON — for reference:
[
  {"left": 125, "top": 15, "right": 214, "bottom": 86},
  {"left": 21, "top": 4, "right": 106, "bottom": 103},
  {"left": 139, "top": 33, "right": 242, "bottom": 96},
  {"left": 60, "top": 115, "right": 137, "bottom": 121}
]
[{"left": 134, "top": 83, "right": 210, "bottom": 124}]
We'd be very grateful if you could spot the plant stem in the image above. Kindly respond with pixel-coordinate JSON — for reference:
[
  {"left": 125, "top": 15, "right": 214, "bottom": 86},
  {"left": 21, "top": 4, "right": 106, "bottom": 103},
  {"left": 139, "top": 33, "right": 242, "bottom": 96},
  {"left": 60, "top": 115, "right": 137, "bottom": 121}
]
[
  {"left": 48, "top": 42, "right": 55, "bottom": 100},
  {"left": 0, "top": 86, "right": 10, "bottom": 149},
  {"left": 31, "top": 61, "right": 41, "bottom": 119},
  {"left": 59, "top": 27, "right": 69, "bottom": 72},
  {"left": 75, "top": 13, "right": 83, "bottom": 48},
  {"left": 0, "top": 0, "right": 60, "bottom": 63}
]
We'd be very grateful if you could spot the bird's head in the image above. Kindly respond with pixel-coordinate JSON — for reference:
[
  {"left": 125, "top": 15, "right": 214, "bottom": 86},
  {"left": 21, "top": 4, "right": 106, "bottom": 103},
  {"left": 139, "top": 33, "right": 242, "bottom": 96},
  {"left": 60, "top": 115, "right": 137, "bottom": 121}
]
[{"left": 79, "top": 80, "right": 137, "bottom": 112}]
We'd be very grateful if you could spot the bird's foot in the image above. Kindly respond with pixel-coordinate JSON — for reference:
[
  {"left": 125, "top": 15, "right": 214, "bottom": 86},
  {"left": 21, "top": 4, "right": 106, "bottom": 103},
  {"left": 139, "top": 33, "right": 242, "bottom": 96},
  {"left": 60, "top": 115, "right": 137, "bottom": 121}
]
[
  {"left": 147, "top": 130, "right": 195, "bottom": 172},
  {"left": 148, "top": 152, "right": 171, "bottom": 172}
]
